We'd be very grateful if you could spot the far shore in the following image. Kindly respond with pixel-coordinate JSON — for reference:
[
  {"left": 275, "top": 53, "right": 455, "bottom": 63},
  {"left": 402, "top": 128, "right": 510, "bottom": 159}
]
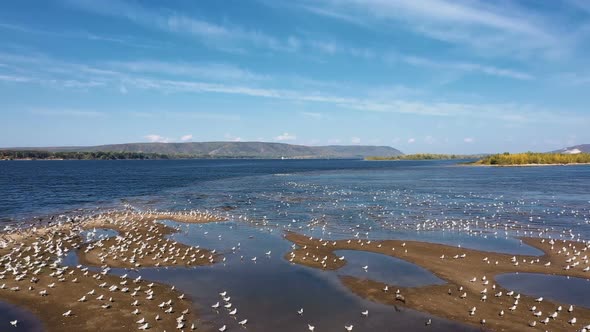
[{"left": 463, "top": 162, "right": 590, "bottom": 167}]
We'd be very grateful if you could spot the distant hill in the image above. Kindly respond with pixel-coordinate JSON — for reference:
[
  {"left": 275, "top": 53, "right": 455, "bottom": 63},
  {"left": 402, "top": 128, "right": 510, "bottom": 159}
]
[
  {"left": 7, "top": 142, "right": 403, "bottom": 159},
  {"left": 552, "top": 144, "right": 590, "bottom": 154}
]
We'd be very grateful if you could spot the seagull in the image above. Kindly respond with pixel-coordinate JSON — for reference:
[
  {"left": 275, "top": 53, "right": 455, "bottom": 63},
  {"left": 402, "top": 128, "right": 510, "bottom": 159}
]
[
  {"left": 238, "top": 319, "right": 248, "bottom": 326},
  {"left": 308, "top": 324, "right": 315, "bottom": 331},
  {"left": 229, "top": 308, "right": 237, "bottom": 315},
  {"left": 219, "top": 325, "right": 227, "bottom": 332},
  {"left": 63, "top": 310, "right": 72, "bottom": 317},
  {"left": 361, "top": 310, "right": 369, "bottom": 317},
  {"left": 345, "top": 324, "right": 353, "bottom": 331},
  {"left": 10, "top": 320, "right": 17, "bottom": 327},
  {"left": 212, "top": 302, "right": 220, "bottom": 309}
]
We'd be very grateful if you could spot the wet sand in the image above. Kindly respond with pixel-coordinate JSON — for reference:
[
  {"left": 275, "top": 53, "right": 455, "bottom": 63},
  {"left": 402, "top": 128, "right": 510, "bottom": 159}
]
[
  {"left": 0, "top": 210, "right": 225, "bottom": 331},
  {"left": 78, "top": 211, "right": 225, "bottom": 268},
  {"left": 285, "top": 232, "right": 590, "bottom": 331}
]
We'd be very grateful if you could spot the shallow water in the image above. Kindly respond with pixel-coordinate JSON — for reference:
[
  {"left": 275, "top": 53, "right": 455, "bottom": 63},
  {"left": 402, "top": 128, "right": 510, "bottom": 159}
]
[
  {"left": 0, "top": 301, "right": 44, "bottom": 332},
  {"left": 134, "top": 220, "right": 475, "bottom": 332},
  {"left": 334, "top": 250, "right": 445, "bottom": 287},
  {"left": 496, "top": 273, "right": 590, "bottom": 308},
  {"left": 2, "top": 159, "right": 590, "bottom": 330}
]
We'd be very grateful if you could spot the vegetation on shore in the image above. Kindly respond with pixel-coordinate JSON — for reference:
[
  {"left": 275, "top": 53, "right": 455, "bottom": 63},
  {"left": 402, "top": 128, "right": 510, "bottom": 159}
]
[
  {"left": 366, "top": 153, "right": 484, "bottom": 161},
  {"left": 0, "top": 150, "right": 201, "bottom": 160},
  {"left": 471, "top": 152, "right": 590, "bottom": 165}
]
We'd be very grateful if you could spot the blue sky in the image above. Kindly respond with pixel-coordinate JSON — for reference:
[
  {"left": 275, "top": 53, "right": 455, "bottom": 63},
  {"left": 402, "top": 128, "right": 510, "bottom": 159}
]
[{"left": 1, "top": 0, "right": 589, "bottom": 153}]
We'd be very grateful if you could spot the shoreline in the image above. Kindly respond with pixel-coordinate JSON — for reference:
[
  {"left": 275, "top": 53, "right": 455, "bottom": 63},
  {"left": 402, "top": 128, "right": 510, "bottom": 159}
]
[
  {"left": 284, "top": 232, "right": 590, "bottom": 331},
  {"left": 0, "top": 210, "right": 226, "bottom": 331},
  {"left": 463, "top": 162, "right": 590, "bottom": 167}
]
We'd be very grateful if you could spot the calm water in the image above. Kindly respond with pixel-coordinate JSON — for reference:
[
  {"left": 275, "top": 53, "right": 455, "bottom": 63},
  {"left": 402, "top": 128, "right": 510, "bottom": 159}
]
[
  {"left": 1, "top": 159, "right": 590, "bottom": 331},
  {"left": 496, "top": 273, "right": 590, "bottom": 308}
]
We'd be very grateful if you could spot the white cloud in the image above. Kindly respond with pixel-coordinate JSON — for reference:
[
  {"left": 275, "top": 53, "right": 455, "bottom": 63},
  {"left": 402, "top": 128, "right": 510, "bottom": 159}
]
[
  {"left": 224, "top": 133, "right": 242, "bottom": 142},
  {"left": 408, "top": 138, "right": 416, "bottom": 144},
  {"left": 275, "top": 132, "right": 296, "bottom": 141},
  {"left": 328, "top": 138, "right": 342, "bottom": 144},
  {"left": 119, "top": 85, "right": 128, "bottom": 94},
  {"left": 424, "top": 136, "right": 436, "bottom": 144},
  {"left": 180, "top": 134, "right": 193, "bottom": 142},
  {"left": 351, "top": 137, "right": 361, "bottom": 144},
  {"left": 144, "top": 134, "right": 170, "bottom": 143},
  {"left": 463, "top": 137, "right": 475, "bottom": 143}
]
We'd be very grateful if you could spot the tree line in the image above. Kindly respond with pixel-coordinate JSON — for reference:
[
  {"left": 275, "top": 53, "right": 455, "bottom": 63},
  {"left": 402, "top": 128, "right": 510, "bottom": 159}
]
[
  {"left": 366, "top": 153, "right": 483, "bottom": 161},
  {"left": 0, "top": 150, "right": 200, "bottom": 160},
  {"left": 473, "top": 152, "right": 590, "bottom": 165}
]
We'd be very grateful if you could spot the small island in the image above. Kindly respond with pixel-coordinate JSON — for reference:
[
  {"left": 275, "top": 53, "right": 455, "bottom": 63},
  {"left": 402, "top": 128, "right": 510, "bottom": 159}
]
[
  {"left": 470, "top": 152, "right": 590, "bottom": 166},
  {"left": 365, "top": 153, "right": 484, "bottom": 161}
]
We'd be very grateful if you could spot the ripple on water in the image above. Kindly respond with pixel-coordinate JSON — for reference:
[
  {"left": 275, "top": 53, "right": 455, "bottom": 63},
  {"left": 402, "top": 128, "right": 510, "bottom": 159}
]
[
  {"left": 335, "top": 250, "right": 445, "bottom": 287},
  {"left": 496, "top": 273, "right": 590, "bottom": 308}
]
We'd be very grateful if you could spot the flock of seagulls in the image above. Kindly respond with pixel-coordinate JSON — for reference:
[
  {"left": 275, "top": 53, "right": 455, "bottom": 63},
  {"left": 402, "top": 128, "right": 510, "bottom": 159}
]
[
  {"left": 211, "top": 290, "right": 248, "bottom": 331},
  {"left": 0, "top": 210, "right": 223, "bottom": 331}
]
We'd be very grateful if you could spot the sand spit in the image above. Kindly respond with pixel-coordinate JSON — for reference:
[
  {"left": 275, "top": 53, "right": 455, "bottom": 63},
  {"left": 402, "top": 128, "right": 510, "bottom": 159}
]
[
  {"left": 78, "top": 211, "right": 225, "bottom": 268},
  {"left": 0, "top": 210, "right": 225, "bottom": 331},
  {"left": 285, "top": 232, "right": 590, "bottom": 331}
]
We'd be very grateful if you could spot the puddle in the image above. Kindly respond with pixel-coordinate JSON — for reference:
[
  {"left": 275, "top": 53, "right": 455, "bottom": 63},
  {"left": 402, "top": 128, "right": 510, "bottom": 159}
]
[
  {"left": 0, "top": 301, "right": 44, "bottom": 332},
  {"left": 496, "top": 273, "right": 590, "bottom": 308},
  {"left": 335, "top": 250, "right": 445, "bottom": 287}
]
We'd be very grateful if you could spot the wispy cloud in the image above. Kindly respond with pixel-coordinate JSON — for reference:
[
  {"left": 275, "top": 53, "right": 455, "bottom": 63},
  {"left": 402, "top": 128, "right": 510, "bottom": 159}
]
[
  {"left": 63, "top": 0, "right": 299, "bottom": 53},
  {"left": 297, "top": 0, "right": 573, "bottom": 59},
  {"left": 30, "top": 108, "right": 106, "bottom": 117},
  {"left": 0, "top": 22, "right": 158, "bottom": 49},
  {"left": 1, "top": 51, "right": 586, "bottom": 126},
  {"left": 107, "top": 60, "right": 268, "bottom": 82},
  {"left": 393, "top": 54, "right": 533, "bottom": 80},
  {"left": 300, "top": 112, "right": 324, "bottom": 119}
]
